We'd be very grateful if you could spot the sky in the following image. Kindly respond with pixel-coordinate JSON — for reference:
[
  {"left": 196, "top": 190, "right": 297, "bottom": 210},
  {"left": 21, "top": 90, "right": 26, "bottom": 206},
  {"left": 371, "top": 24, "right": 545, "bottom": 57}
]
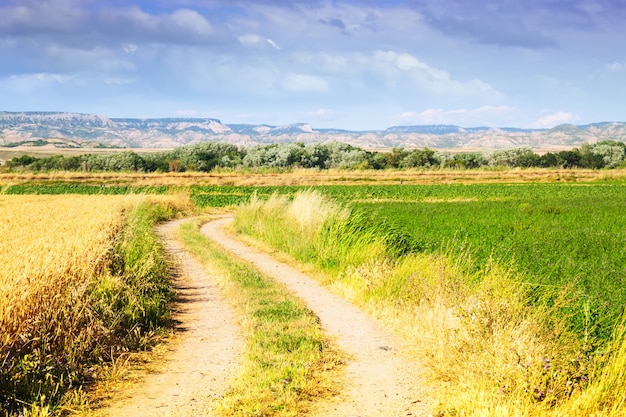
[{"left": 1, "top": 0, "right": 625, "bottom": 130}]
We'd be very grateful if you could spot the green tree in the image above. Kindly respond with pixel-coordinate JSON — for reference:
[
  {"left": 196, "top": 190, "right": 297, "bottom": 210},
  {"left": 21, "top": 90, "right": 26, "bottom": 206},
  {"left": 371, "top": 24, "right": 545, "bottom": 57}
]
[{"left": 400, "top": 148, "right": 440, "bottom": 168}]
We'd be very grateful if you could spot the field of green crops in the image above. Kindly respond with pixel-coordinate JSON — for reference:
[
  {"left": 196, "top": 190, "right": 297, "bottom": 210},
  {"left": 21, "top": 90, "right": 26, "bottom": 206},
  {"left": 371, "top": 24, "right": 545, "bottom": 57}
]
[
  {"left": 4, "top": 180, "right": 625, "bottom": 342},
  {"left": 340, "top": 183, "right": 626, "bottom": 342},
  {"left": 190, "top": 182, "right": 626, "bottom": 343}
]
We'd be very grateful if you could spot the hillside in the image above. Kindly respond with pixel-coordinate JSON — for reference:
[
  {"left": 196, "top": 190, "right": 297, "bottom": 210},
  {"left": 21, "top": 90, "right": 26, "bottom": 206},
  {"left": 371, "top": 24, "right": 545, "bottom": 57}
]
[{"left": 2, "top": 111, "right": 626, "bottom": 150}]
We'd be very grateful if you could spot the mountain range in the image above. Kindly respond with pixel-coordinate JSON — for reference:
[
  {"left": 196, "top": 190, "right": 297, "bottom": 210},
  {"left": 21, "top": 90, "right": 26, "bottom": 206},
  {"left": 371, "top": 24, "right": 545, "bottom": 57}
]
[{"left": 2, "top": 111, "right": 626, "bottom": 151}]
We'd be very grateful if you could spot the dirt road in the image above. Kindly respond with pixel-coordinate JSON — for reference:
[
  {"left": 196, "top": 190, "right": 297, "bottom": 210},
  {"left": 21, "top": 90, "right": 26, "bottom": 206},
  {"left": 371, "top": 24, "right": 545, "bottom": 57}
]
[
  {"left": 202, "top": 218, "right": 431, "bottom": 417},
  {"left": 101, "top": 217, "right": 431, "bottom": 416},
  {"left": 103, "top": 219, "right": 244, "bottom": 417}
]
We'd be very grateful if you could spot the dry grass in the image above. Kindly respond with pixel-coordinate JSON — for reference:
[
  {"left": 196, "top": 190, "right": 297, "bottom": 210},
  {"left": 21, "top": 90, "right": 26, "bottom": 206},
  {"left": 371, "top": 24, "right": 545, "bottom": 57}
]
[{"left": 1, "top": 168, "right": 624, "bottom": 188}]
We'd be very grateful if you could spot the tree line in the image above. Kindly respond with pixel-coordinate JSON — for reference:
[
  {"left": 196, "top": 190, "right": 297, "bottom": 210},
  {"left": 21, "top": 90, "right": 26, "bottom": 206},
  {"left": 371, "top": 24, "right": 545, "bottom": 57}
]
[{"left": 4, "top": 140, "right": 626, "bottom": 172}]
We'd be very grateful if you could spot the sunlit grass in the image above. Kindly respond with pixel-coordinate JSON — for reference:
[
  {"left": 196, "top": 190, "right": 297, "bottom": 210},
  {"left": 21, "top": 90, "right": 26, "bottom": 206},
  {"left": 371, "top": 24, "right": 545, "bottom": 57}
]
[
  {"left": 233, "top": 189, "right": 626, "bottom": 417},
  {"left": 0, "top": 194, "right": 191, "bottom": 416},
  {"left": 177, "top": 218, "right": 344, "bottom": 417}
]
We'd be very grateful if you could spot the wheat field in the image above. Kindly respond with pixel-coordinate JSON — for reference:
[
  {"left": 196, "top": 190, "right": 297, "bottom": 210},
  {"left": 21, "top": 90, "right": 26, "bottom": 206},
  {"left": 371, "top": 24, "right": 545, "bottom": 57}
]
[
  {"left": 0, "top": 194, "right": 187, "bottom": 415},
  {"left": 0, "top": 195, "right": 130, "bottom": 350}
]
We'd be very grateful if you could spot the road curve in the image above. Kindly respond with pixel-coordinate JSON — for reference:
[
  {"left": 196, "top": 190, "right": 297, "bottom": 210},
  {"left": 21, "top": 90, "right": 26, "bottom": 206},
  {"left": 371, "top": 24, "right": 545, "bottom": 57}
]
[{"left": 202, "top": 217, "right": 431, "bottom": 417}]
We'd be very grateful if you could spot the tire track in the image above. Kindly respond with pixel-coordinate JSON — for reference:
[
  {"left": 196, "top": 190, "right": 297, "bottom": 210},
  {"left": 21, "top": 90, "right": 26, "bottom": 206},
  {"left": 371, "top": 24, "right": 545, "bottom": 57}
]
[
  {"left": 202, "top": 217, "right": 431, "bottom": 417},
  {"left": 101, "top": 219, "right": 244, "bottom": 417}
]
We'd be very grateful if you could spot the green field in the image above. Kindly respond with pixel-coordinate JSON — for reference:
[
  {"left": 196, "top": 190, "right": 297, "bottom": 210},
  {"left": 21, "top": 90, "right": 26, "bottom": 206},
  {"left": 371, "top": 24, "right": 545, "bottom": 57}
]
[
  {"left": 189, "top": 182, "right": 626, "bottom": 342},
  {"left": 347, "top": 183, "right": 626, "bottom": 341}
]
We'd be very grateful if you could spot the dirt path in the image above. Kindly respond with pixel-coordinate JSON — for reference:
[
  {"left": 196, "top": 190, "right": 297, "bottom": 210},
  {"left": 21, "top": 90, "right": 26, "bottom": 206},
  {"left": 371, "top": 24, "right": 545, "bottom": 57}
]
[
  {"left": 101, "top": 219, "right": 244, "bottom": 417},
  {"left": 202, "top": 218, "right": 432, "bottom": 417},
  {"left": 100, "top": 217, "right": 431, "bottom": 416}
]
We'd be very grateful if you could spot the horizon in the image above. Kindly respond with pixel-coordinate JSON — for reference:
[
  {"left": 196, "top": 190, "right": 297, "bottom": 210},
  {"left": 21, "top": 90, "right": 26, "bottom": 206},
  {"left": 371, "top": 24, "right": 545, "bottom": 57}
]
[
  {"left": 1, "top": 1, "right": 625, "bottom": 131},
  {"left": 1, "top": 110, "right": 623, "bottom": 132}
]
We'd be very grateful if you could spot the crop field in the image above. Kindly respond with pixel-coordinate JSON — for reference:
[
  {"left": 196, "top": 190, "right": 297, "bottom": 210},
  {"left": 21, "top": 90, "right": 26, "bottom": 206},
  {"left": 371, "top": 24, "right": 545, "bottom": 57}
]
[
  {"left": 0, "top": 194, "right": 188, "bottom": 415},
  {"left": 194, "top": 181, "right": 626, "bottom": 339},
  {"left": 19, "top": 179, "right": 620, "bottom": 342},
  {"left": 348, "top": 183, "right": 626, "bottom": 340},
  {"left": 3, "top": 179, "right": 624, "bottom": 341},
  {"left": 2, "top": 170, "right": 626, "bottom": 416},
  {"left": 225, "top": 182, "right": 626, "bottom": 334},
  {"left": 0, "top": 195, "right": 127, "bottom": 412},
  {"left": 187, "top": 180, "right": 626, "bottom": 341}
]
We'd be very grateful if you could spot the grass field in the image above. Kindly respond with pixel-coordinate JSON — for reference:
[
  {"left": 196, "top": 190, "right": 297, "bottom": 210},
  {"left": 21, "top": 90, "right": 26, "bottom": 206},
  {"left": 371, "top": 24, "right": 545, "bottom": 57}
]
[
  {"left": 232, "top": 184, "right": 626, "bottom": 416},
  {"left": 2, "top": 169, "right": 626, "bottom": 416},
  {"left": 348, "top": 183, "right": 626, "bottom": 341}
]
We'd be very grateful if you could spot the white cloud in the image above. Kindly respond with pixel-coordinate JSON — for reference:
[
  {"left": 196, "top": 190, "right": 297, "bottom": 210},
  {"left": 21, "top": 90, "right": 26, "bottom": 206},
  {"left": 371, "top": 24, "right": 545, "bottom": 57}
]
[
  {"left": 535, "top": 111, "right": 579, "bottom": 128},
  {"left": 266, "top": 38, "right": 280, "bottom": 50},
  {"left": 169, "top": 9, "right": 213, "bottom": 36},
  {"left": 390, "top": 106, "right": 515, "bottom": 126},
  {"left": 280, "top": 73, "right": 328, "bottom": 93},
  {"left": 375, "top": 50, "right": 450, "bottom": 82},
  {"left": 288, "top": 50, "right": 501, "bottom": 99},
  {"left": 607, "top": 61, "right": 624, "bottom": 72},
  {"left": 0, "top": 1, "right": 87, "bottom": 33},
  {"left": 123, "top": 44, "right": 138, "bottom": 54},
  {"left": 238, "top": 34, "right": 263, "bottom": 46},
  {"left": 2, "top": 73, "right": 77, "bottom": 93},
  {"left": 237, "top": 34, "right": 280, "bottom": 50}
]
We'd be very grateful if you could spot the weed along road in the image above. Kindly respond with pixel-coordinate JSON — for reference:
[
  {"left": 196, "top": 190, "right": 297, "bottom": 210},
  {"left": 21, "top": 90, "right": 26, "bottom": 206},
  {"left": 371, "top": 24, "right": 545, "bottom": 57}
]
[
  {"left": 100, "top": 216, "right": 430, "bottom": 416},
  {"left": 202, "top": 217, "right": 431, "bottom": 417},
  {"left": 103, "top": 219, "right": 244, "bottom": 417}
]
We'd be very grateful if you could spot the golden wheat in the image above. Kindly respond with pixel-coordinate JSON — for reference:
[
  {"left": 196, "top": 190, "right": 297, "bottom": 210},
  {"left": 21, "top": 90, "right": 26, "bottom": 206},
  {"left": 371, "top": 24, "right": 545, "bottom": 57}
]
[
  {"left": 1, "top": 196, "right": 116, "bottom": 344},
  {"left": 0, "top": 195, "right": 180, "bottom": 362}
]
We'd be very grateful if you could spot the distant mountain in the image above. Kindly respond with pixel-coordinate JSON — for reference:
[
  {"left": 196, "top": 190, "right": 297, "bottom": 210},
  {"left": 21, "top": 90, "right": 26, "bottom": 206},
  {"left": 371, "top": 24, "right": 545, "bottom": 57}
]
[{"left": 2, "top": 111, "right": 626, "bottom": 150}]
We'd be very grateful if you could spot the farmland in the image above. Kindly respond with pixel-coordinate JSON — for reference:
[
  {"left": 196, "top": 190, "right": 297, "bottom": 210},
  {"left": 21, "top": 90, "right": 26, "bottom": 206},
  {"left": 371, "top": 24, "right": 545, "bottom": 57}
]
[
  {"left": 2, "top": 176, "right": 625, "bottom": 342},
  {"left": 1, "top": 169, "right": 626, "bottom": 416},
  {"left": 350, "top": 183, "right": 626, "bottom": 340},
  {"left": 0, "top": 194, "right": 191, "bottom": 416},
  {"left": 188, "top": 178, "right": 626, "bottom": 345},
  {"left": 230, "top": 180, "right": 626, "bottom": 416},
  {"left": 196, "top": 180, "right": 626, "bottom": 343}
]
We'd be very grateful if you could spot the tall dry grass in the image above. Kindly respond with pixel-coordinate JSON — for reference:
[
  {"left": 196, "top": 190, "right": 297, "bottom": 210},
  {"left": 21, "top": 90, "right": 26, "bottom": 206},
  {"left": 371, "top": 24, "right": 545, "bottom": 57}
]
[
  {"left": 0, "top": 194, "right": 189, "bottom": 415},
  {"left": 234, "top": 190, "right": 626, "bottom": 417},
  {"left": 2, "top": 168, "right": 624, "bottom": 188}
]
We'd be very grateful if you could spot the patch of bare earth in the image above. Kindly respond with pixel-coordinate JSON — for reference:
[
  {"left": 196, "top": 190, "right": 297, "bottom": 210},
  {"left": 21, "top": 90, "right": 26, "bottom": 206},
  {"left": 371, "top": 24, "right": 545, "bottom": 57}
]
[
  {"left": 98, "top": 219, "right": 244, "bottom": 417},
  {"left": 202, "top": 218, "right": 432, "bottom": 417}
]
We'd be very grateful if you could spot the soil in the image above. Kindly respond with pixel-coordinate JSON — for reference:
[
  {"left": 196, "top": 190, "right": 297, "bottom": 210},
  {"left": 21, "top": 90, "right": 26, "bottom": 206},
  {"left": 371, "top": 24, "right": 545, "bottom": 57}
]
[
  {"left": 100, "top": 217, "right": 432, "bottom": 417},
  {"left": 101, "top": 219, "right": 244, "bottom": 417}
]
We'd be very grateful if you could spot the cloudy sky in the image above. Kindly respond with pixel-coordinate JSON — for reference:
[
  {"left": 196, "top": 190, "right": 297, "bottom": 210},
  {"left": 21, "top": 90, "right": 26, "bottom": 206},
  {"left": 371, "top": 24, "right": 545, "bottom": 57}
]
[{"left": 1, "top": 0, "right": 625, "bottom": 130}]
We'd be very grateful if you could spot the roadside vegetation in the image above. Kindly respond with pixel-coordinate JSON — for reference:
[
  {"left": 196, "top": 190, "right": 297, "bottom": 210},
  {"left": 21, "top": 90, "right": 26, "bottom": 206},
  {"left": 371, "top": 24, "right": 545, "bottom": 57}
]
[
  {"left": 233, "top": 188, "right": 626, "bottom": 416},
  {"left": 2, "top": 169, "right": 626, "bottom": 416},
  {"left": 177, "top": 219, "right": 343, "bottom": 417},
  {"left": 3, "top": 140, "right": 626, "bottom": 173},
  {"left": 0, "top": 194, "right": 191, "bottom": 416}
]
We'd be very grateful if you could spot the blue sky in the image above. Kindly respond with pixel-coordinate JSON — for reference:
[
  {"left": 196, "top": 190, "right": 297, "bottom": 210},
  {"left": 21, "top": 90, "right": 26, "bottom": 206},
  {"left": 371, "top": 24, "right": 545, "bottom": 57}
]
[{"left": 1, "top": 0, "right": 625, "bottom": 130}]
